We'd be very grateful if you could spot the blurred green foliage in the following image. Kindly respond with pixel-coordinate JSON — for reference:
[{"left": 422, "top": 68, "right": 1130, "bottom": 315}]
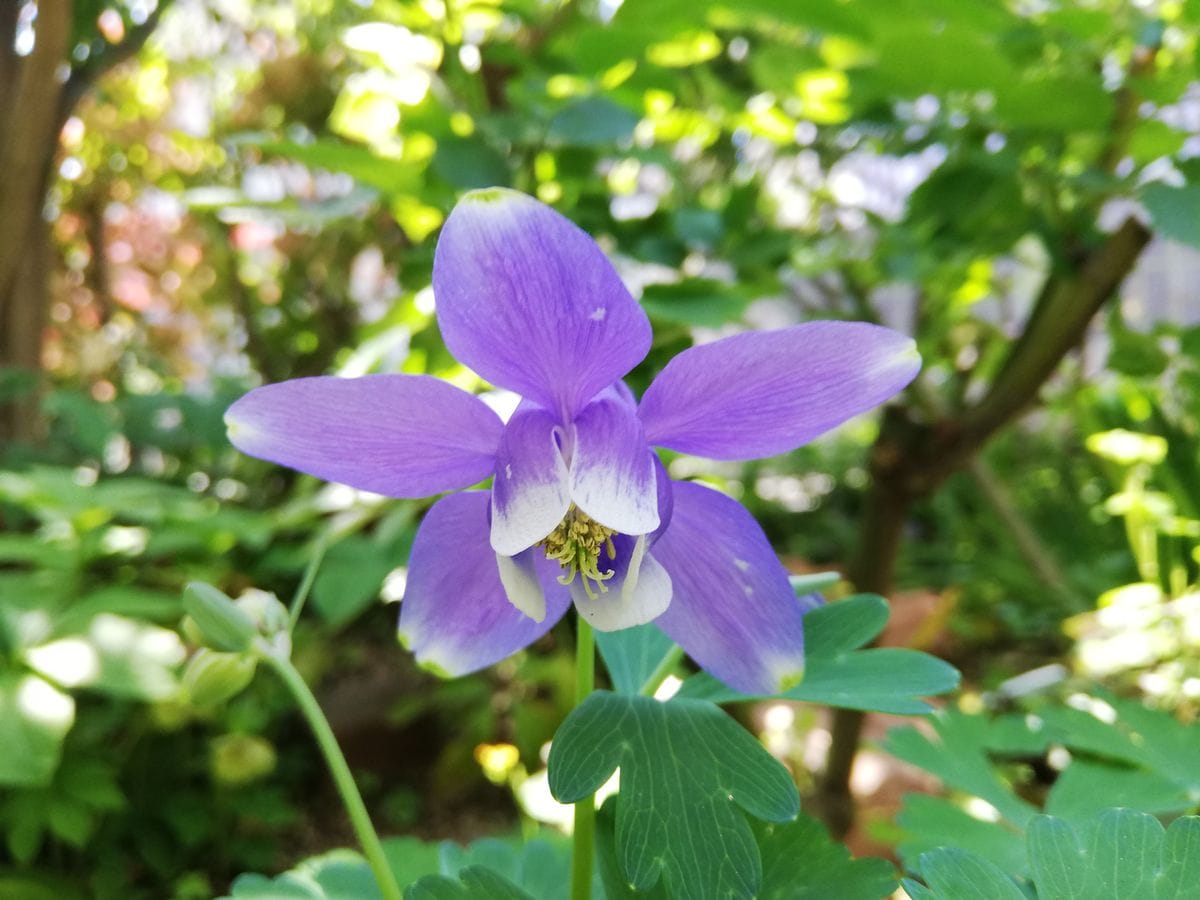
[{"left": 3, "top": 0, "right": 1200, "bottom": 895}]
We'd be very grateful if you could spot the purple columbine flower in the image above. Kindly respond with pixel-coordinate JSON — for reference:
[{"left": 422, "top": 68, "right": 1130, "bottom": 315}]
[{"left": 225, "top": 189, "right": 920, "bottom": 694}]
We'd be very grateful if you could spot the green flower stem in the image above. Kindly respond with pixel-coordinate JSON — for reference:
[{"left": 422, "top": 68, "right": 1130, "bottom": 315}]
[
  {"left": 637, "top": 644, "right": 685, "bottom": 697},
  {"left": 570, "top": 619, "right": 596, "bottom": 900},
  {"left": 288, "top": 531, "right": 330, "bottom": 631},
  {"left": 263, "top": 653, "right": 402, "bottom": 900}
]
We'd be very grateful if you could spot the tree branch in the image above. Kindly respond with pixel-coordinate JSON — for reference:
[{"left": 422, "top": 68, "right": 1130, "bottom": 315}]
[
  {"left": 814, "top": 215, "right": 1152, "bottom": 838},
  {"left": 956, "top": 217, "right": 1151, "bottom": 456},
  {"left": 61, "top": 0, "right": 175, "bottom": 115}
]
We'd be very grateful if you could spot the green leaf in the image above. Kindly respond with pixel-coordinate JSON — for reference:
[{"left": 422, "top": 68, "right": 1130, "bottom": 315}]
[
  {"left": 431, "top": 137, "right": 511, "bottom": 190},
  {"left": 756, "top": 815, "right": 897, "bottom": 899},
  {"left": 804, "top": 594, "right": 890, "bottom": 660},
  {"left": 912, "top": 847, "right": 1027, "bottom": 899},
  {"left": 1142, "top": 184, "right": 1200, "bottom": 248},
  {"left": 875, "top": 23, "right": 1014, "bottom": 93},
  {"left": 548, "top": 691, "right": 798, "bottom": 898},
  {"left": 311, "top": 536, "right": 395, "bottom": 628},
  {"left": 404, "top": 867, "right": 533, "bottom": 900},
  {"left": 1027, "top": 812, "right": 1120, "bottom": 899},
  {"left": 1038, "top": 694, "right": 1200, "bottom": 798},
  {"left": 993, "top": 77, "right": 1112, "bottom": 132},
  {"left": 3, "top": 791, "right": 48, "bottom": 863},
  {"left": 56, "top": 759, "right": 124, "bottom": 811},
  {"left": 46, "top": 796, "right": 93, "bottom": 846},
  {"left": 227, "top": 874, "right": 327, "bottom": 898},
  {"left": 1045, "top": 761, "right": 1193, "bottom": 822},
  {"left": 886, "top": 711, "right": 1038, "bottom": 828},
  {"left": 0, "top": 672, "right": 75, "bottom": 787},
  {"left": 594, "top": 624, "right": 676, "bottom": 695},
  {"left": 435, "top": 835, "right": 573, "bottom": 898},
  {"left": 1022, "top": 811, "right": 1200, "bottom": 900},
  {"left": 225, "top": 850, "right": 382, "bottom": 899},
  {"left": 1128, "top": 120, "right": 1186, "bottom": 164},
  {"left": 547, "top": 96, "right": 639, "bottom": 146},
  {"left": 382, "top": 836, "right": 443, "bottom": 888},
  {"left": 25, "top": 614, "right": 185, "bottom": 701},
  {"left": 676, "top": 595, "right": 960, "bottom": 713},
  {"left": 1159, "top": 816, "right": 1200, "bottom": 899},
  {"left": 51, "top": 585, "right": 182, "bottom": 634},
  {"left": 896, "top": 794, "right": 1026, "bottom": 875},
  {"left": 0, "top": 876, "right": 85, "bottom": 900},
  {"left": 257, "top": 140, "right": 422, "bottom": 197},
  {"left": 1108, "top": 324, "right": 1169, "bottom": 378},
  {"left": 640, "top": 282, "right": 750, "bottom": 328},
  {"left": 595, "top": 799, "right": 669, "bottom": 899}
]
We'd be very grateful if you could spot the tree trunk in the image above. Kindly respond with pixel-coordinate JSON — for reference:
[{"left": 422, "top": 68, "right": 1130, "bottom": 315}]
[{"left": 0, "top": 0, "right": 71, "bottom": 443}]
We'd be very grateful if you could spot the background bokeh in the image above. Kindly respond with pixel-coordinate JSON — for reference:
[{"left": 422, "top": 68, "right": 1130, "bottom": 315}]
[{"left": 2, "top": 1, "right": 1200, "bottom": 897}]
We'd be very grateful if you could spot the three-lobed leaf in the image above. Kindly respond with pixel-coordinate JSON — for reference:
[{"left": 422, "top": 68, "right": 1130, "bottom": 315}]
[{"left": 548, "top": 691, "right": 799, "bottom": 898}]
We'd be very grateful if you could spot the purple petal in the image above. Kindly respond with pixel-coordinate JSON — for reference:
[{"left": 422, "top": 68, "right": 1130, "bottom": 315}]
[
  {"left": 638, "top": 322, "right": 920, "bottom": 460},
  {"left": 433, "top": 189, "right": 652, "bottom": 421},
  {"left": 398, "top": 492, "right": 571, "bottom": 676},
  {"left": 652, "top": 481, "right": 806, "bottom": 694},
  {"left": 490, "top": 406, "right": 571, "bottom": 556},
  {"left": 570, "top": 534, "right": 672, "bottom": 631},
  {"left": 226, "top": 375, "right": 502, "bottom": 497},
  {"left": 569, "top": 395, "right": 659, "bottom": 537}
]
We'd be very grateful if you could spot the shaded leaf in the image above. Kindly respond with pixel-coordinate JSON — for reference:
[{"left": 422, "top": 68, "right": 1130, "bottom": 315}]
[
  {"left": 225, "top": 851, "right": 380, "bottom": 899},
  {"left": 756, "top": 814, "right": 897, "bottom": 899},
  {"left": 1142, "top": 184, "right": 1200, "bottom": 248},
  {"left": 912, "top": 847, "right": 1026, "bottom": 899},
  {"left": 677, "top": 595, "right": 960, "bottom": 713},
  {"left": 886, "top": 711, "right": 1039, "bottom": 828},
  {"left": 0, "top": 672, "right": 75, "bottom": 787},
  {"left": 258, "top": 140, "right": 422, "bottom": 196},
  {"left": 432, "top": 138, "right": 511, "bottom": 190},
  {"left": 404, "top": 866, "right": 532, "bottom": 900},
  {"left": 896, "top": 794, "right": 1026, "bottom": 875},
  {"left": 547, "top": 97, "right": 639, "bottom": 146}
]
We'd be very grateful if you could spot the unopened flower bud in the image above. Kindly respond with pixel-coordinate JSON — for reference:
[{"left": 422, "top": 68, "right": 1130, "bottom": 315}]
[
  {"left": 234, "top": 589, "right": 291, "bottom": 658},
  {"left": 183, "top": 648, "right": 257, "bottom": 707},
  {"left": 211, "top": 733, "right": 277, "bottom": 786},
  {"left": 183, "top": 582, "right": 256, "bottom": 652}
]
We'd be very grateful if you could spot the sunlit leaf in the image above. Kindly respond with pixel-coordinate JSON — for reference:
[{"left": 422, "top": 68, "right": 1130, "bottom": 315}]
[
  {"left": 594, "top": 623, "right": 676, "bottom": 695},
  {"left": 0, "top": 672, "right": 75, "bottom": 787}
]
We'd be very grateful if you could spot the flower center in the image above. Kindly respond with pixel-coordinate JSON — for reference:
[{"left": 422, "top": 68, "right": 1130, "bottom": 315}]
[{"left": 539, "top": 505, "right": 617, "bottom": 599}]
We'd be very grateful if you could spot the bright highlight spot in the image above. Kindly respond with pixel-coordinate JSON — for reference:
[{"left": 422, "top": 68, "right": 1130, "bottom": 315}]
[
  {"left": 25, "top": 638, "right": 100, "bottom": 688},
  {"left": 16, "top": 675, "right": 75, "bottom": 728}
]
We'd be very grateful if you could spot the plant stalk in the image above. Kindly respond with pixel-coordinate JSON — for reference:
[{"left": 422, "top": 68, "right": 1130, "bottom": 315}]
[
  {"left": 264, "top": 654, "right": 402, "bottom": 900},
  {"left": 288, "top": 530, "right": 330, "bottom": 631},
  {"left": 638, "top": 644, "right": 685, "bottom": 697},
  {"left": 570, "top": 619, "right": 596, "bottom": 900}
]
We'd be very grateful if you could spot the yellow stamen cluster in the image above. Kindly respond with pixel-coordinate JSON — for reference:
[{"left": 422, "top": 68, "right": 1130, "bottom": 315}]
[{"left": 540, "top": 505, "right": 617, "bottom": 598}]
